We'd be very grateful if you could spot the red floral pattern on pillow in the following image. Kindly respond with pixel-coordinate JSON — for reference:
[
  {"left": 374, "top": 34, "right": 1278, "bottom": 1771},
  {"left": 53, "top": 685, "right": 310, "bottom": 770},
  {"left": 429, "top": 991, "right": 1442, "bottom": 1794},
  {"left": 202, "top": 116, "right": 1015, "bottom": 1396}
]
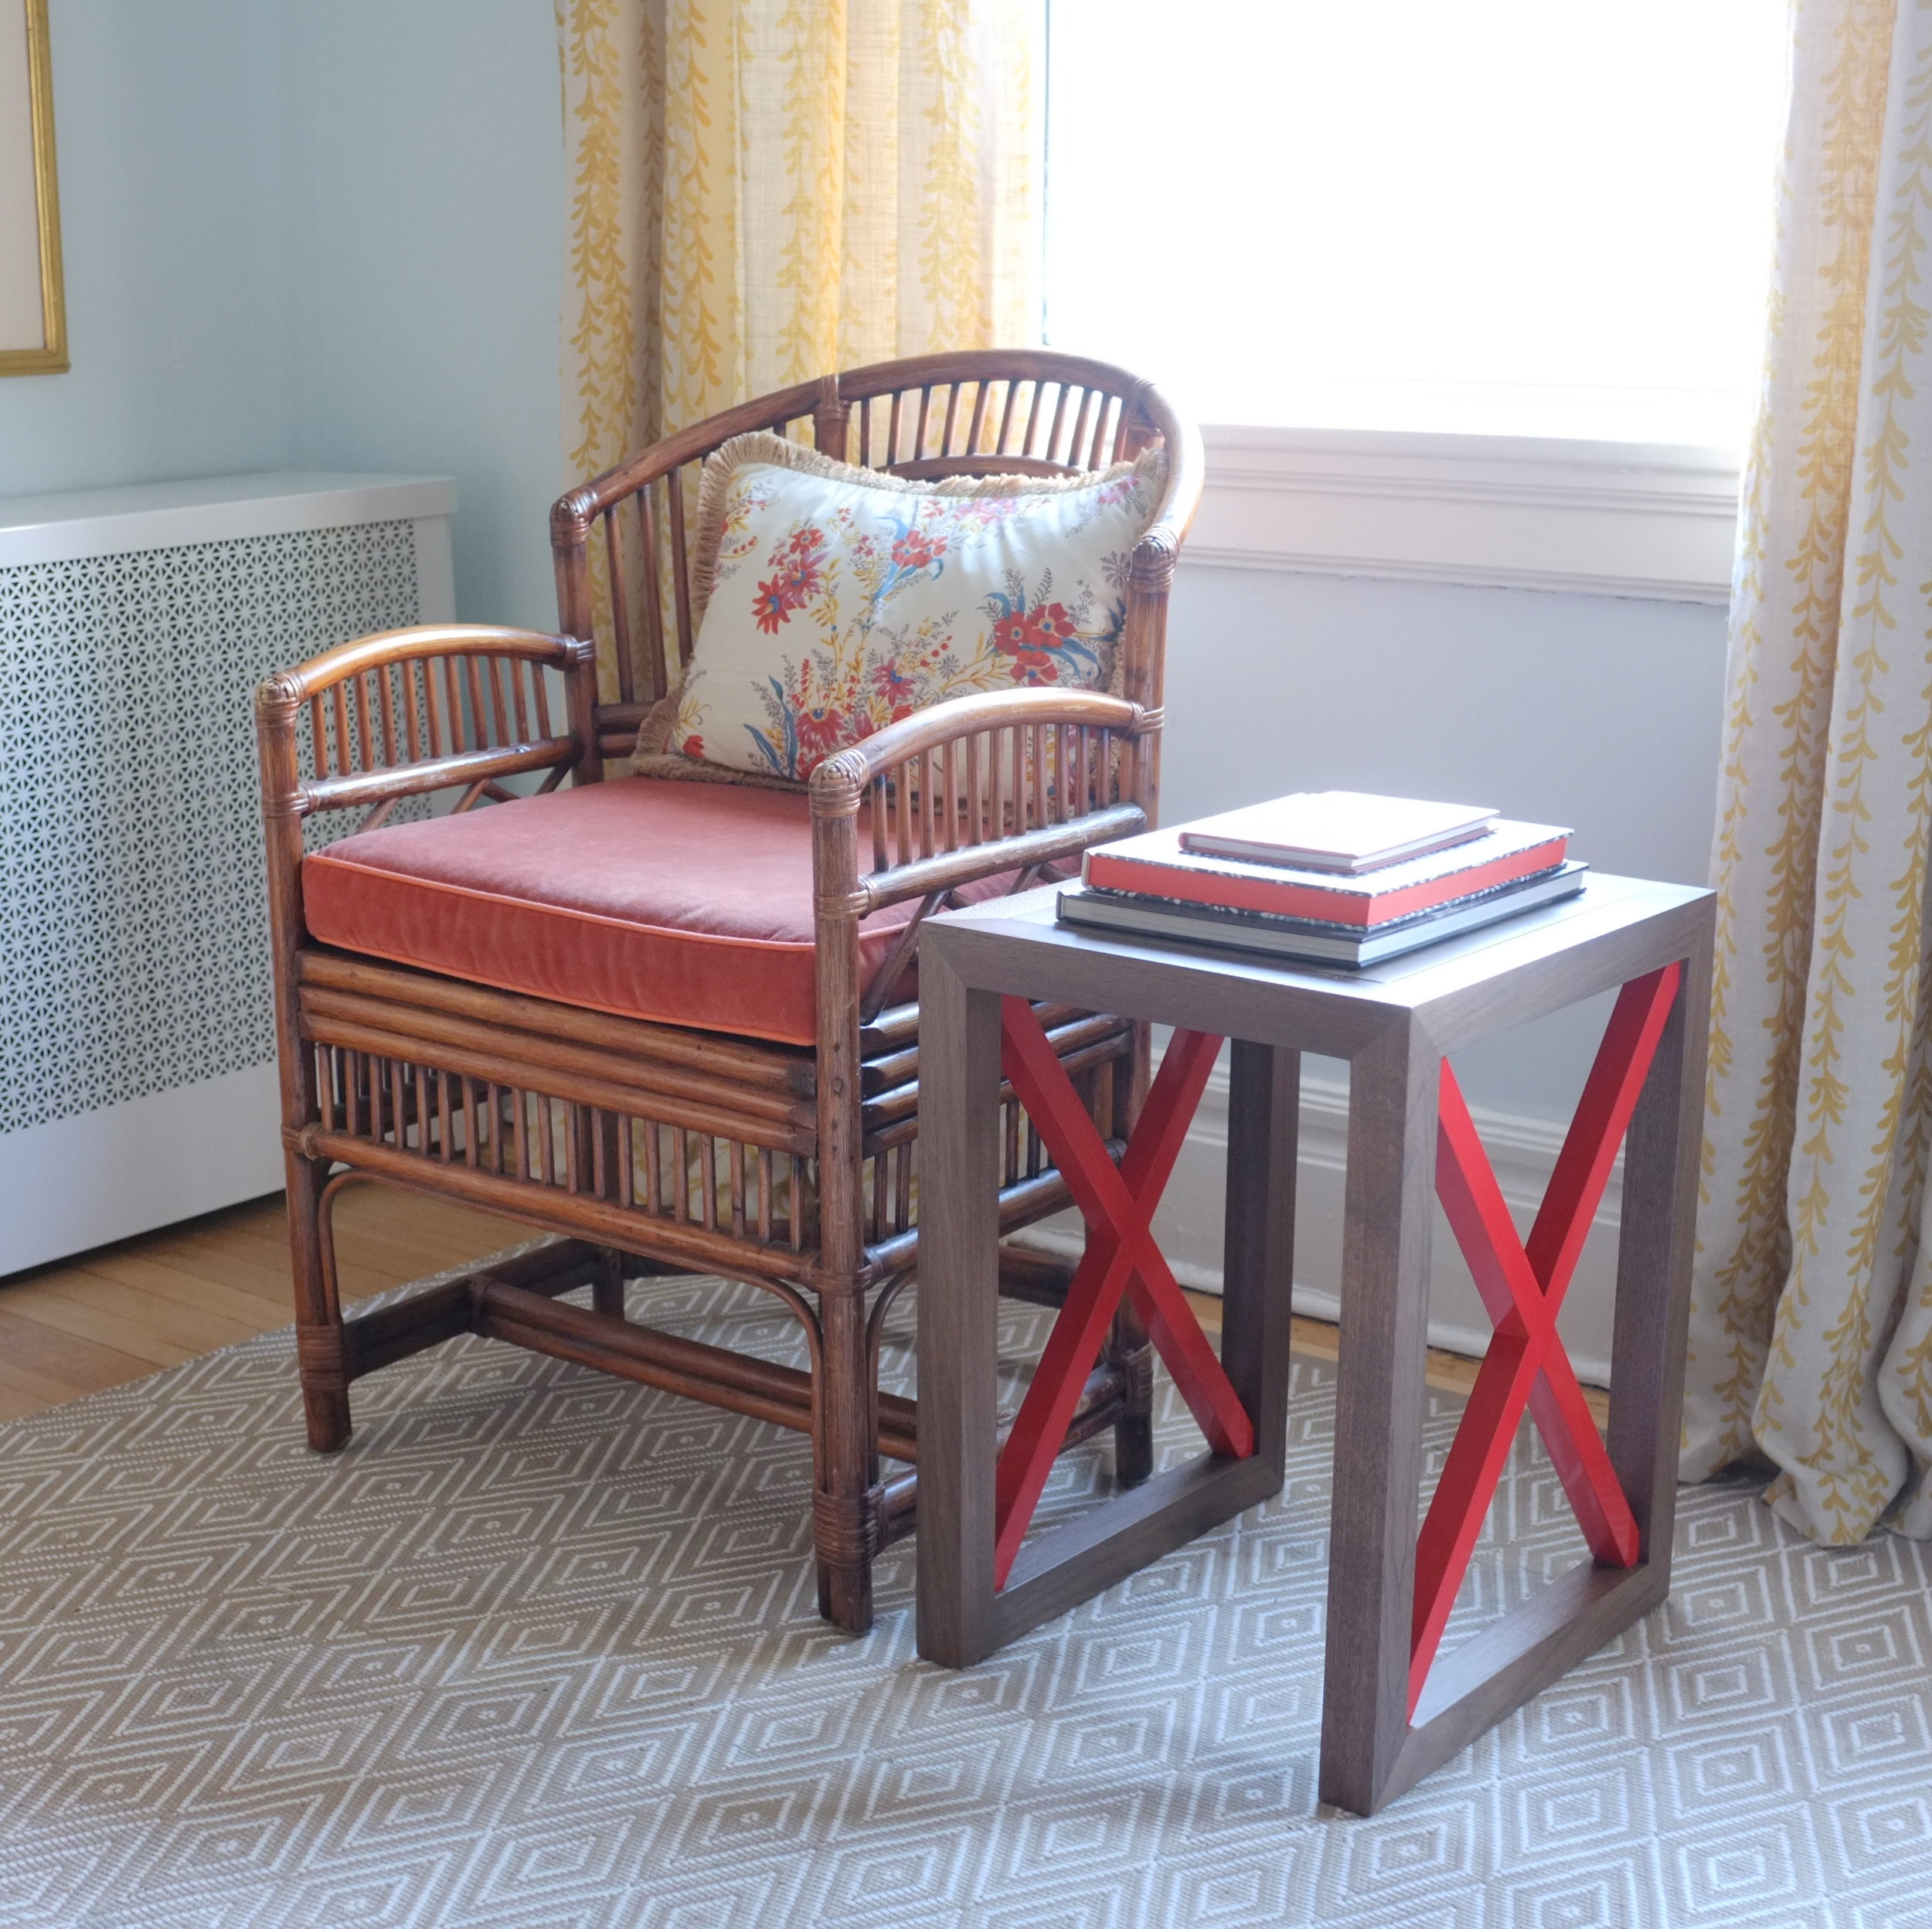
[{"left": 672, "top": 458, "right": 1158, "bottom": 781}]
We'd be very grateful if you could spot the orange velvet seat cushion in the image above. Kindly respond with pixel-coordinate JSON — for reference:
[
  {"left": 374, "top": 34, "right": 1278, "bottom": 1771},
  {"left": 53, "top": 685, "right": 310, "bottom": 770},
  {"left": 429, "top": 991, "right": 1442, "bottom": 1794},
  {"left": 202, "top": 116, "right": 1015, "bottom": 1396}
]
[{"left": 302, "top": 777, "right": 954, "bottom": 1046}]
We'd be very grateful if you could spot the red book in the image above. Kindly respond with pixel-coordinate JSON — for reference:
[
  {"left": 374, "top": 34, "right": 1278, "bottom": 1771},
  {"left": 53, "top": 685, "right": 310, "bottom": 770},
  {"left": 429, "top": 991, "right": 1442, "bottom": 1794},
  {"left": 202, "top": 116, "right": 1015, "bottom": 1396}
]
[{"left": 1083, "top": 819, "right": 1570, "bottom": 928}]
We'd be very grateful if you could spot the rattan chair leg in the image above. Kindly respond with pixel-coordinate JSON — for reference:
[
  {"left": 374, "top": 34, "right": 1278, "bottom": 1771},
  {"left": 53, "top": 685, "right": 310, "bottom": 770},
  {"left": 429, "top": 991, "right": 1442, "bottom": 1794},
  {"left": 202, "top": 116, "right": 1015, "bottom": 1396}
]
[
  {"left": 1105, "top": 1301, "right": 1156, "bottom": 1488},
  {"left": 590, "top": 1245, "right": 628, "bottom": 1319},
  {"left": 813, "top": 1280, "right": 880, "bottom": 1634},
  {"left": 285, "top": 1151, "right": 352, "bottom": 1452}
]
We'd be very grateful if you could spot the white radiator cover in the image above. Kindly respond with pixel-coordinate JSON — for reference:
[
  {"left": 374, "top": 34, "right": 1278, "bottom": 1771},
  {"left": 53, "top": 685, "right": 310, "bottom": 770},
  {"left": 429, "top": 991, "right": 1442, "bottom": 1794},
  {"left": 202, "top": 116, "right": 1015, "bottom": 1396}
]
[{"left": 0, "top": 471, "right": 457, "bottom": 1274}]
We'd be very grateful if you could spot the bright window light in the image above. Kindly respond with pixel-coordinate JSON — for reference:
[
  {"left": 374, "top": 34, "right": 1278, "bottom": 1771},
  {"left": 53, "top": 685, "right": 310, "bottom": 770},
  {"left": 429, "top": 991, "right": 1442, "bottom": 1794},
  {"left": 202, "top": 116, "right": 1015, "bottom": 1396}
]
[{"left": 1044, "top": 1, "right": 1791, "bottom": 447}]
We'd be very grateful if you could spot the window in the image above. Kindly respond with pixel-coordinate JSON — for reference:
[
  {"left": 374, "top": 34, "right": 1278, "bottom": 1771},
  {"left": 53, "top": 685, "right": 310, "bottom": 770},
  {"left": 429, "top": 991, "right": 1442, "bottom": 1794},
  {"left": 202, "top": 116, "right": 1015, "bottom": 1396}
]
[{"left": 1045, "top": 2, "right": 1791, "bottom": 448}]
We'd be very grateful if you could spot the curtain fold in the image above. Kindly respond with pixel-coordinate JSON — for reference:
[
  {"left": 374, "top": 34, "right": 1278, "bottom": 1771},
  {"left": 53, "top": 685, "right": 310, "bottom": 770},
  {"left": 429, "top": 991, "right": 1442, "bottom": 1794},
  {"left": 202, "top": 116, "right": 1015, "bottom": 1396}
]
[
  {"left": 1686, "top": 0, "right": 1932, "bottom": 1543},
  {"left": 559, "top": 0, "right": 1041, "bottom": 489}
]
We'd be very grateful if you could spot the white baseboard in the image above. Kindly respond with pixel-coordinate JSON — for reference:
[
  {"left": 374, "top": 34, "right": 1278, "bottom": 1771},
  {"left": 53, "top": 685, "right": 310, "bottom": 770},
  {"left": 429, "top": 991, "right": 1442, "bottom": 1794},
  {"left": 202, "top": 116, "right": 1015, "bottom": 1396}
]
[{"left": 1010, "top": 1063, "right": 1618, "bottom": 1387}]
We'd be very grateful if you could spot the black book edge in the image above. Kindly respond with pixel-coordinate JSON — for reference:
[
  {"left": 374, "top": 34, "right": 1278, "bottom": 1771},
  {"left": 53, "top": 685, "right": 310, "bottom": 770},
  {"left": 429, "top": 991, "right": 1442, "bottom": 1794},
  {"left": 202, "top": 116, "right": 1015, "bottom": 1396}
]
[
  {"left": 1057, "top": 862, "right": 1590, "bottom": 965},
  {"left": 1077, "top": 859, "right": 1578, "bottom": 938}
]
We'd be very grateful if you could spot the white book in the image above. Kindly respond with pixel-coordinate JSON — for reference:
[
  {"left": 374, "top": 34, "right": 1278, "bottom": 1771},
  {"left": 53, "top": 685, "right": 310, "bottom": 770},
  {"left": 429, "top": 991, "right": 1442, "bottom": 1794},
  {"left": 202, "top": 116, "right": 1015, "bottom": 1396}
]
[{"left": 1177, "top": 791, "right": 1499, "bottom": 873}]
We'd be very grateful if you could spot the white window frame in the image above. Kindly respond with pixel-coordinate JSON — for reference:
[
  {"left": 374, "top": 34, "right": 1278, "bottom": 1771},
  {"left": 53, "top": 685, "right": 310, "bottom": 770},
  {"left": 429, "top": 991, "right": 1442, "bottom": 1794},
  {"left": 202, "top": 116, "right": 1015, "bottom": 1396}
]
[{"left": 1039, "top": 7, "right": 1766, "bottom": 608}]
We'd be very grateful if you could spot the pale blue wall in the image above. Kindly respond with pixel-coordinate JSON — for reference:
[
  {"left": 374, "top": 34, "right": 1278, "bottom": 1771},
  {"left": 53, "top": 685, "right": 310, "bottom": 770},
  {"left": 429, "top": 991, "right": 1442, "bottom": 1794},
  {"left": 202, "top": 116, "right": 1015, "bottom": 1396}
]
[
  {"left": 280, "top": 2, "right": 565, "bottom": 630},
  {"left": 1163, "top": 564, "right": 1729, "bottom": 1121},
  {"left": 0, "top": 0, "right": 563, "bottom": 628},
  {"left": 0, "top": 1, "right": 291, "bottom": 496}
]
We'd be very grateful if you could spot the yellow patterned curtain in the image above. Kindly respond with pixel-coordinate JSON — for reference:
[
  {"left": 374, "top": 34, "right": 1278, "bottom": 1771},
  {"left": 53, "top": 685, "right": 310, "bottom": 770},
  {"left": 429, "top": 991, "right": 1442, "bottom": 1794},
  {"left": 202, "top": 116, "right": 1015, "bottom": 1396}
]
[
  {"left": 557, "top": 0, "right": 1041, "bottom": 494},
  {"left": 1685, "top": 0, "right": 1932, "bottom": 1543}
]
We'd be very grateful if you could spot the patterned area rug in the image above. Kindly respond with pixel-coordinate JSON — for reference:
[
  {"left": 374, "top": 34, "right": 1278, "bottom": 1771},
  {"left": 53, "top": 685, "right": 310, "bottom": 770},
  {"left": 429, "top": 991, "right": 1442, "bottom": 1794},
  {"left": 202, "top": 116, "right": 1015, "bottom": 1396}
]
[{"left": 0, "top": 1259, "right": 1928, "bottom": 1929}]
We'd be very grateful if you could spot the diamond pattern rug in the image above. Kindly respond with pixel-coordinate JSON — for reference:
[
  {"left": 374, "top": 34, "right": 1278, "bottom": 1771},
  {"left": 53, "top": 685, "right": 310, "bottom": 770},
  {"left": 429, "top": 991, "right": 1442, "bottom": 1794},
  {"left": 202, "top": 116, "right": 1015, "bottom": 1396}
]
[{"left": 0, "top": 1256, "right": 1927, "bottom": 1928}]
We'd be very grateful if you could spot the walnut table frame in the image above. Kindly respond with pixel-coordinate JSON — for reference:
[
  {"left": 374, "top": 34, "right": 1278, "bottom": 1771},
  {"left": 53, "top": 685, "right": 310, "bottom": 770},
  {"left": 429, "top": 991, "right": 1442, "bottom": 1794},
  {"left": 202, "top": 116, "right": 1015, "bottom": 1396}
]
[{"left": 914, "top": 875, "right": 1713, "bottom": 1816}]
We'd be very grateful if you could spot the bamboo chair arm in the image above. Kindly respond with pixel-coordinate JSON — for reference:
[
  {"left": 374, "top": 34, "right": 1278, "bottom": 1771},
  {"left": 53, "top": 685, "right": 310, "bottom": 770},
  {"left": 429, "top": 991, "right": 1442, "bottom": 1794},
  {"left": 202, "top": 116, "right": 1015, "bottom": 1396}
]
[
  {"left": 261, "top": 624, "right": 591, "bottom": 702},
  {"left": 809, "top": 688, "right": 1155, "bottom": 918},
  {"left": 850, "top": 804, "right": 1147, "bottom": 914},
  {"left": 287, "top": 740, "right": 582, "bottom": 817},
  {"left": 813, "top": 687, "right": 1151, "bottom": 793},
  {"left": 255, "top": 624, "right": 599, "bottom": 824}
]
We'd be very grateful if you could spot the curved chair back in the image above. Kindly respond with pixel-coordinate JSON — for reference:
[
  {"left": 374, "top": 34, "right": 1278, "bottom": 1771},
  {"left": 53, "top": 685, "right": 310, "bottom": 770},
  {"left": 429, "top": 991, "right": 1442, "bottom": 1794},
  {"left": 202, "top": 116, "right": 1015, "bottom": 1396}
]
[{"left": 549, "top": 350, "right": 1202, "bottom": 814}]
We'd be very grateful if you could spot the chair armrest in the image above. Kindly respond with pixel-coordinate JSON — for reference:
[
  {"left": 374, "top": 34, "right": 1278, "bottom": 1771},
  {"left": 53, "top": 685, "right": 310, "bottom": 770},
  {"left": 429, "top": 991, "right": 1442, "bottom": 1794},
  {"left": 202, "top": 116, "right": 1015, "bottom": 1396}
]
[
  {"left": 818, "top": 686, "right": 1151, "bottom": 790},
  {"left": 809, "top": 686, "right": 1156, "bottom": 914},
  {"left": 255, "top": 623, "right": 597, "bottom": 818},
  {"left": 267, "top": 622, "right": 587, "bottom": 703}
]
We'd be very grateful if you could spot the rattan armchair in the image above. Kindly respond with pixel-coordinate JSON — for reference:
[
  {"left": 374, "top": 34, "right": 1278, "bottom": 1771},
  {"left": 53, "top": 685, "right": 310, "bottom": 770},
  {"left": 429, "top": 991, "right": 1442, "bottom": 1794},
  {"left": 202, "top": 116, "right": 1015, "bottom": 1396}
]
[{"left": 256, "top": 352, "right": 1202, "bottom": 1631}]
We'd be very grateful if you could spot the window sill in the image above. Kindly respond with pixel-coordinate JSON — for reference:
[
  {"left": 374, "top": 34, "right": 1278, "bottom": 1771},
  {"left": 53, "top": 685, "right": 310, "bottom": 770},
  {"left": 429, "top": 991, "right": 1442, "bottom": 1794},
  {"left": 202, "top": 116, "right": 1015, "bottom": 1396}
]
[{"left": 1186, "top": 424, "right": 1740, "bottom": 605}]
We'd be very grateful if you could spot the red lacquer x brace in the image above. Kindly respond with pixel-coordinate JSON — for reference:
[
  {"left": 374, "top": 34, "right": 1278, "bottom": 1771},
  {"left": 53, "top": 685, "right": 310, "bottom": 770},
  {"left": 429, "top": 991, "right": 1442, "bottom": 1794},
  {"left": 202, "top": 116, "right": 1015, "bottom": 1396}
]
[
  {"left": 993, "top": 999, "right": 1254, "bottom": 1585},
  {"left": 1412, "top": 963, "right": 1680, "bottom": 1710},
  {"left": 994, "top": 965, "right": 1678, "bottom": 1669}
]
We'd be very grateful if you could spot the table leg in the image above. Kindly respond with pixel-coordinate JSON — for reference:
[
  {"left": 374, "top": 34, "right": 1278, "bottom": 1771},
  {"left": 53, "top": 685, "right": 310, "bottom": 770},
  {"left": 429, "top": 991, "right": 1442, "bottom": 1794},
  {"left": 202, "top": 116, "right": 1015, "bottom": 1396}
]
[
  {"left": 1607, "top": 926, "right": 1711, "bottom": 1569},
  {"left": 1318, "top": 934, "right": 1713, "bottom": 1815},
  {"left": 1221, "top": 1040, "right": 1299, "bottom": 1478},
  {"left": 914, "top": 948, "right": 1005, "bottom": 1670},
  {"left": 917, "top": 993, "right": 1293, "bottom": 1668},
  {"left": 1318, "top": 1016, "right": 1440, "bottom": 1816}
]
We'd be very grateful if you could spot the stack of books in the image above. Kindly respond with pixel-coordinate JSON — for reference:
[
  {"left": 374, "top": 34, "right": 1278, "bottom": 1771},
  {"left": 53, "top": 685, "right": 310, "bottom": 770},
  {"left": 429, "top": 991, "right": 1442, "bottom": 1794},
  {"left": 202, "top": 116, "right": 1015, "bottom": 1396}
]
[{"left": 1057, "top": 791, "right": 1587, "bottom": 967}]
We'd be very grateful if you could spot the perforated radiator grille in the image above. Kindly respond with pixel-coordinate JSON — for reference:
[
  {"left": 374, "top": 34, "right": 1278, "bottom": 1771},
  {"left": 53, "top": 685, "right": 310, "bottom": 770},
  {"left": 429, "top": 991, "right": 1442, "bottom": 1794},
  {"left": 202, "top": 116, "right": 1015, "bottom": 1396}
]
[{"left": 0, "top": 521, "right": 421, "bottom": 1134}]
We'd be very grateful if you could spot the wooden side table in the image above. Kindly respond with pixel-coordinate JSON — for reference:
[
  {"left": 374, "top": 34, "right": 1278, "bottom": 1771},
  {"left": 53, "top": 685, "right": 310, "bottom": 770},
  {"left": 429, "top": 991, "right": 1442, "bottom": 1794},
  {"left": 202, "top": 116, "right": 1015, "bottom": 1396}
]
[{"left": 914, "top": 874, "right": 1712, "bottom": 1815}]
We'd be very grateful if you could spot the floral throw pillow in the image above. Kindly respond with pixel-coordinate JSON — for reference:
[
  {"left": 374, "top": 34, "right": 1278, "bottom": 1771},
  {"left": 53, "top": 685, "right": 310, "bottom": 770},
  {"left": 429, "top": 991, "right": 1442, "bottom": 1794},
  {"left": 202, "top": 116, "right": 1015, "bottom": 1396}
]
[{"left": 661, "top": 433, "right": 1166, "bottom": 782}]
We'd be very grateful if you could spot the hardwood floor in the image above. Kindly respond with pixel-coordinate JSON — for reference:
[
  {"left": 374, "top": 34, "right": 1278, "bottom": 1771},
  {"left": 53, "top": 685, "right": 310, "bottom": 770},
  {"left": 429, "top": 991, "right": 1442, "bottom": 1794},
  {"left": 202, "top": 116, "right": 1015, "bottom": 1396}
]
[
  {"left": 0, "top": 1189, "right": 523, "bottom": 1423},
  {"left": 0, "top": 1192, "right": 1606, "bottom": 1429}
]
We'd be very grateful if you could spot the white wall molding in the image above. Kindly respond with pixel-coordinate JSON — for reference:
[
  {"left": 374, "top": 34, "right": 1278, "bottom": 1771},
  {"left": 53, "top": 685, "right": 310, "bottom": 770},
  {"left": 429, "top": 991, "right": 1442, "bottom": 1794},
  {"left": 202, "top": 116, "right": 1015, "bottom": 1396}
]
[
  {"left": 1186, "top": 424, "right": 1740, "bottom": 605},
  {"left": 1012, "top": 1067, "right": 1622, "bottom": 1386}
]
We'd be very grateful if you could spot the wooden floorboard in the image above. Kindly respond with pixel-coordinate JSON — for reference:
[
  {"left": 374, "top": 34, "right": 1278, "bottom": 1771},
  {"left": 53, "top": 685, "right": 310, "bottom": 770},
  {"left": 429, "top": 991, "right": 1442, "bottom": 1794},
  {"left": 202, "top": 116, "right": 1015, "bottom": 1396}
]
[
  {"left": 0, "top": 1196, "right": 1606, "bottom": 1432},
  {"left": 0, "top": 1189, "right": 525, "bottom": 1418}
]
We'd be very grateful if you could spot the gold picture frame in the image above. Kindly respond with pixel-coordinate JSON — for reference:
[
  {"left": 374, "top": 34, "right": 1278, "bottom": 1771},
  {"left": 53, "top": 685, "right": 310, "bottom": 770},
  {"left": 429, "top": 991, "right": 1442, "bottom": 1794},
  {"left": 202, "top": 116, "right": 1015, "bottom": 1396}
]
[{"left": 0, "top": 0, "right": 64, "bottom": 375}]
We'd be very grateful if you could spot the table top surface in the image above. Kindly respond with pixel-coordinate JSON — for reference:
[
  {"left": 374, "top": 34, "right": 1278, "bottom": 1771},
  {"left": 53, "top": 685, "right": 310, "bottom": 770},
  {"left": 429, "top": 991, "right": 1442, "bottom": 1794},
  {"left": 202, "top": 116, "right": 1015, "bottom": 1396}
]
[{"left": 923, "top": 873, "right": 1714, "bottom": 1052}]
